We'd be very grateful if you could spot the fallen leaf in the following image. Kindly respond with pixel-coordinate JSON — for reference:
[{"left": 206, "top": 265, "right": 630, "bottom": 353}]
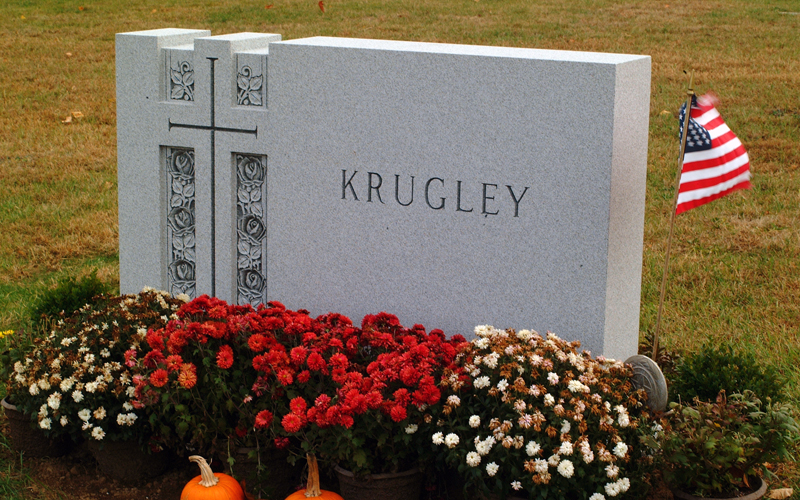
[
  {"left": 151, "top": 8, "right": 157, "bottom": 13},
  {"left": 20, "top": 15, "right": 26, "bottom": 19},
  {"left": 66, "top": 52, "right": 73, "bottom": 57},
  {"left": 62, "top": 116, "right": 73, "bottom": 124},
  {"left": 265, "top": 4, "right": 273, "bottom": 8},
  {"left": 660, "top": 110, "right": 672, "bottom": 116},
  {"left": 71, "top": 111, "right": 84, "bottom": 119},
  {"left": 318, "top": 0, "right": 324, "bottom": 12},
  {"left": 78, "top": 6, "right": 86, "bottom": 11},
  {"left": 768, "top": 488, "right": 793, "bottom": 500}
]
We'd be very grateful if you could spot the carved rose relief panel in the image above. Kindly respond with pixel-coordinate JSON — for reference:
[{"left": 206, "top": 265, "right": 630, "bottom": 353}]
[
  {"left": 235, "top": 153, "right": 267, "bottom": 306},
  {"left": 166, "top": 148, "right": 197, "bottom": 297}
]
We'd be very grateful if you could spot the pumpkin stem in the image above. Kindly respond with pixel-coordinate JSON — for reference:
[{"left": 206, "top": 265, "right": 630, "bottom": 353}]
[
  {"left": 304, "top": 453, "right": 322, "bottom": 498},
  {"left": 189, "top": 455, "right": 220, "bottom": 488}
]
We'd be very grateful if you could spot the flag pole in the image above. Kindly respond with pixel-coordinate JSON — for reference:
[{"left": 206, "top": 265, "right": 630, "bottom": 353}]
[{"left": 652, "top": 71, "right": 695, "bottom": 362}]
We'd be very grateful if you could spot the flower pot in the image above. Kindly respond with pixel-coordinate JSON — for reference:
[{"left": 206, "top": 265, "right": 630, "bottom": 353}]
[
  {"left": 223, "top": 445, "right": 301, "bottom": 499},
  {"left": 334, "top": 465, "right": 423, "bottom": 500},
  {"left": 671, "top": 477, "right": 768, "bottom": 500},
  {"left": 87, "top": 439, "right": 171, "bottom": 483},
  {"left": 2, "top": 398, "right": 72, "bottom": 457}
]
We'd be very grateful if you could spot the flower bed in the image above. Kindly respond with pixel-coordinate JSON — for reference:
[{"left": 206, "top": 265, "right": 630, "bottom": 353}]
[{"left": 3, "top": 290, "right": 797, "bottom": 500}]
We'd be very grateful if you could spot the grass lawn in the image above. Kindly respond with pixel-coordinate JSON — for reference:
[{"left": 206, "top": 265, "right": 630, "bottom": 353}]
[{"left": 1, "top": 0, "right": 799, "bottom": 497}]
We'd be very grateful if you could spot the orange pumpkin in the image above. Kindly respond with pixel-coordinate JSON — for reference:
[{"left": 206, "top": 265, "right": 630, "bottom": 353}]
[
  {"left": 285, "top": 454, "right": 343, "bottom": 500},
  {"left": 181, "top": 455, "right": 246, "bottom": 500}
]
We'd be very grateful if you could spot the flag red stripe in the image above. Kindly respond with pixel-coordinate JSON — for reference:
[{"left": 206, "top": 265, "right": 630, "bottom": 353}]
[
  {"left": 679, "top": 163, "right": 751, "bottom": 192},
  {"left": 676, "top": 180, "right": 752, "bottom": 214},
  {"left": 681, "top": 140, "right": 747, "bottom": 173}
]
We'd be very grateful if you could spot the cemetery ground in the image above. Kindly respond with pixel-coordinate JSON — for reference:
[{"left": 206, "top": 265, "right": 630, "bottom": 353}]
[{"left": 0, "top": 0, "right": 798, "bottom": 498}]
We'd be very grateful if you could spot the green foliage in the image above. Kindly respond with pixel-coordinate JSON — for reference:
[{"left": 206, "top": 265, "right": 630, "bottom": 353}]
[
  {"left": 669, "top": 343, "right": 787, "bottom": 404},
  {"left": 658, "top": 391, "right": 799, "bottom": 497},
  {"left": 27, "top": 270, "right": 110, "bottom": 327}
]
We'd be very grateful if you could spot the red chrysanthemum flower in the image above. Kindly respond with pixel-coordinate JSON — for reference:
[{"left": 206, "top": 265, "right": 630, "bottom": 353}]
[
  {"left": 166, "top": 354, "right": 183, "bottom": 373},
  {"left": 290, "top": 346, "right": 308, "bottom": 366},
  {"left": 329, "top": 353, "right": 349, "bottom": 368},
  {"left": 177, "top": 363, "right": 197, "bottom": 389},
  {"left": 307, "top": 352, "right": 326, "bottom": 372},
  {"left": 389, "top": 404, "right": 407, "bottom": 422},
  {"left": 146, "top": 329, "right": 165, "bottom": 351},
  {"left": 276, "top": 369, "right": 293, "bottom": 386},
  {"left": 149, "top": 369, "right": 169, "bottom": 388},
  {"left": 296, "top": 370, "right": 311, "bottom": 383},
  {"left": 281, "top": 413, "right": 304, "bottom": 433},
  {"left": 216, "top": 345, "right": 234, "bottom": 369},
  {"left": 248, "top": 334, "right": 268, "bottom": 352},
  {"left": 143, "top": 350, "right": 166, "bottom": 369},
  {"left": 275, "top": 437, "right": 290, "bottom": 449},
  {"left": 255, "top": 410, "right": 273, "bottom": 429},
  {"left": 124, "top": 349, "right": 137, "bottom": 368},
  {"left": 290, "top": 397, "right": 308, "bottom": 415}
]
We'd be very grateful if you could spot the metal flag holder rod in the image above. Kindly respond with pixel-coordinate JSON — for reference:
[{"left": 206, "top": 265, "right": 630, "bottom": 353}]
[{"left": 652, "top": 71, "right": 695, "bottom": 362}]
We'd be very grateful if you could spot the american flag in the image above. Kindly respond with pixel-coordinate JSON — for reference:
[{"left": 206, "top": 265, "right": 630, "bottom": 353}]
[{"left": 676, "top": 93, "right": 751, "bottom": 214}]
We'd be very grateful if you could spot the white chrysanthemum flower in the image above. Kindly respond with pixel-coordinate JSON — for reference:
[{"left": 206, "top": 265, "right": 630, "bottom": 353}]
[
  {"left": 466, "top": 452, "right": 481, "bottom": 467},
  {"left": 60, "top": 377, "right": 74, "bottom": 392},
  {"left": 516, "top": 329, "right": 533, "bottom": 341},
  {"left": 447, "top": 395, "right": 461, "bottom": 407},
  {"left": 559, "top": 441, "right": 574, "bottom": 456},
  {"left": 606, "top": 464, "right": 619, "bottom": 478},
  {"left": 14, "top": 361, "right": 24, "bottom": 374},
  {"left": 84, "top": 353, "right": 95, "bottom": 364},
  {"left": 534, "top": 459, "right": 548, "bottom": 473},
  {"left": 60, "top": 416, "right": 68, "bottom": 427},
  {"left": 496, "top": 379, "right": 509, "bottom": 391},
  {"left": 474, "top": 325, "right": 492, "bottom": 337},
  {"left": 78, "top": 409, "right": 92, "bottom": 421},
  {"left": 432, "top": 432, "right": 445, "bottom": 445},
  {"left": 618, "top": 413, "right": 630, "bottom": 427},
  {"left": 475, "top": 436, "right": 496, "bottom": 456},
  {"left": 92, "top": 427, "right": 106, "bottom": 440},
  {"left": 29, "top": 384, "right": 39, "bottom": 396},
  {"left": 469, "top": 415, "right": 481, "bottom": 428},
  {"left": 38, "top": 378, "right": 51, "bottom": 390},
  {"left": 511, "top": 480, "right": 522, "bottom": 491},
  {"left": 100, "top": 348, "right": 111, "bottom": 358},
  {"left": 589, "top": 494, "right": 606, "bottom": 500},
  {"left": 483, "top": 353, "right": 500, "bottom": 369},
  {"left": 543, "top": 394, "right": 555, "bottom": 406},
  {"left": 85, "top": 382, "right": 98, "bottom": 393},
  {"left": 38, "top": 404, "right": 48, "bottom": 417},
  {"left": 547, "top": 372, "right": 559, "bottom": 385},
  {"left": 548, "top": 454, "right": 560, "bottom": 467},
  {"left": 126, "top": 386, "right": 136, "bottom": 397},
  {"left": 557, "top": 459, "right": 574, "bottom": 478},
  {"left": 605, "top": 482, "right": 621, "bottom": 497},
  {"left": 561, "top": 420, "right": 571, "bottom": 434},
  {"left": 473, "top": 376, "right": 491, "bottom": 389},
  {"left": 405, "top": 424, "right": 418, "bottom": 434},
  {"left": 619, "top": 478, "right": 630, "bottom": 492},
  {"left": 514, "top": 399, "right": 526, "bottom": 412},
  {"left": 47, "top": 392, "right": 61, "bottom": 410},
  {"left": 39, "top": 418, "right": 52, "bottom": 430},
  {"left": 93, "top": 407, "right": 106, "bottom": 420},
  {"left": 72, "top": 390, "right": 84, "bottom": 403},
  {"left": 485, "top": 462, "right": 499, "bottom": 477},
  {"left": 568, "top": 380, "right": 588, "bottom": 393},
  {"left": 613, "top": 442, "right": 628, "bottom": 458},
  {"left": 444, "top": 433, "right": 460, "bottom": 448},
  {"left": 526, "top": 440, "right": 541, "bottom": 456},
  {"left": 473, "top": 338, "right": 490, "bottom": 350}
]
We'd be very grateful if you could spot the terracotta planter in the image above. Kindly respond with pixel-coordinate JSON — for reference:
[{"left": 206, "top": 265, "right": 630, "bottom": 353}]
[
  {"left": 223, "top": 445, "right": 301, "bottom": 499},
  {"left": 87, "top": 439, "right": 171, "bottom": 483},
  {"left": 2, "top": 398, "right": 71, "bottom": 457},
  {"left": 335, "top": 465, "right": 423, "bottom": 500},
  {"left": 672, "top": 477, "right": 767, "bottom": 500}
]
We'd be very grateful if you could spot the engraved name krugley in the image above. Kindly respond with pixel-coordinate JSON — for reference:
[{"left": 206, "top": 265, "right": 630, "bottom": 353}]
[{"left": 341, "top": 170, "right": 530, "bottom": 217}]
